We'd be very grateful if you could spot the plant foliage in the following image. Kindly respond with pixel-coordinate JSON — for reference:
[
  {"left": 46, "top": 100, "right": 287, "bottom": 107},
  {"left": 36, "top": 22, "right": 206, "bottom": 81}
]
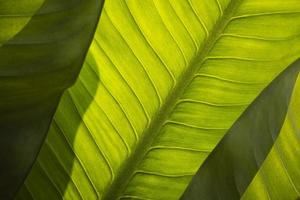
[{"left": 1, "top": 0, "right": 299, "bottom": 199}]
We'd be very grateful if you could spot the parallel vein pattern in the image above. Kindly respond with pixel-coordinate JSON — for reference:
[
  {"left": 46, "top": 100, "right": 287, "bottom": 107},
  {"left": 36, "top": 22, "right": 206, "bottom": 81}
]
[
  {"left": 19, "top": 0, "right": 300, "bottom": 199},
  {"left": 242, "top": 75, "right": 300, "bottom": 200},
  {"left": 0, "top": 0, "right": 103, "bottom": 199},
  {"left": 181, "top": 59, "right": 300, "bottom": 200}
]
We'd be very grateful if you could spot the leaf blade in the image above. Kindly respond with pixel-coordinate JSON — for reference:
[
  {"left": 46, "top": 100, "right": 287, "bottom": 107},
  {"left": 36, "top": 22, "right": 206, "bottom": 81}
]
[
  {"left": 0, "top": 0, "right": 103, "bottom": 199},
  {"left": 20, "top": 0, "right": 300, "bottom": 199},
  {"left": 181, "top": 59, "right": 300, "bottom": 200}
]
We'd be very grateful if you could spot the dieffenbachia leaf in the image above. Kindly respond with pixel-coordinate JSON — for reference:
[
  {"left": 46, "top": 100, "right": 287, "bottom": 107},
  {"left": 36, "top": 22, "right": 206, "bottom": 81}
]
[
  {"left": 0, "top": 0, "right": 104, "bottom": 199},
  {"left": 181, "top": 59, "right": 300, "bottom": 199},
  {"left": 18, "top": 0, "right": 300, "bottom": 199}
]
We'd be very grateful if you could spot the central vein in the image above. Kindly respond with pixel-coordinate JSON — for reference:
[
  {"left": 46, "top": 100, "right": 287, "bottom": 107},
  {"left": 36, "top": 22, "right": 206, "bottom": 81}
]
[{"left": 102, "top": 0, "right": 243, "bottom": 199}]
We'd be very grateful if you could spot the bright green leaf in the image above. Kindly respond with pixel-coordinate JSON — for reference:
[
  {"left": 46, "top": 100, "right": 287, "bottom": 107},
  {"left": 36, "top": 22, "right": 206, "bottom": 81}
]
[
  {"left": 242, "top": 66, "right": 300, "bottom": 200},
  {"left": 17, "top": 0, "right": 300, "bottom": 199},
  {"left": 181, "top": 59, "right": 300, "bottom": 200}
]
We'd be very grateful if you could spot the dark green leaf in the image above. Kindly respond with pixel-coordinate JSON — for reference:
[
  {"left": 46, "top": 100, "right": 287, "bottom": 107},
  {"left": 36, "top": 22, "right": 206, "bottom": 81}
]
[
  {"left": 0, "top": 0, "right": 103, "bottom": 199},
  {"left": 181, "top": 59, "right": 300, "bottom": 200}
]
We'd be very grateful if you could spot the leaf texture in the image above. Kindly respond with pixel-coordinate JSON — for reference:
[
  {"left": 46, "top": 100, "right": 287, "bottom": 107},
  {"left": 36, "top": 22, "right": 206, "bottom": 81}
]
[
  {"left": 181, "top": 59, "right": 300, "bottom": 199},
  {"left": 0, "top": 0, "right": 103, "bottom": 199},
  {"left": 18, "top": 0, "right": 300, "bottom": 199},
  {"left": 242, "top": 70, "right": 300, "bottom": 200}
]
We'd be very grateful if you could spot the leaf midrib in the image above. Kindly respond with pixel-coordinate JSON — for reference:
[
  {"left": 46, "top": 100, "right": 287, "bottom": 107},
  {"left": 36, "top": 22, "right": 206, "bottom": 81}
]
[{"left": 103, "top": 0, "right": 243, "bottom": 199}]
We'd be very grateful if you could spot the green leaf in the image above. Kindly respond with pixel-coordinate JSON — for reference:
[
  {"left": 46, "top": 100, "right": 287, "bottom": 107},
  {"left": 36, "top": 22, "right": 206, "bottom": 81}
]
[
  {"left": 181, "top": 59, "right": 300, "bottom": 199},
  {"left": 18, "top": 0, "right": 300, "bottom": 199},
  {"left": 0, "top": 0, "right": 103, "bottom": 199},
  {"left": 242, "top": 75, "right": 300, "bottom": 199}
]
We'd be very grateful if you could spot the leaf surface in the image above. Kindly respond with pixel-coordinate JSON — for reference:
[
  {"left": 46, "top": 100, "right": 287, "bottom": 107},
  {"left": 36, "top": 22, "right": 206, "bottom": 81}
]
[
  {"left": 0, "top": 0, "right": 103, "bottom": 199},
  {"left": 19, "top": 0, "right": 300, "bottom": 199},
  {"left": 181, "top": 59, "right": 300, "bottom": 199},
  {"left": 242, "top": 68, "right": 300, "bottom": 200}
]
